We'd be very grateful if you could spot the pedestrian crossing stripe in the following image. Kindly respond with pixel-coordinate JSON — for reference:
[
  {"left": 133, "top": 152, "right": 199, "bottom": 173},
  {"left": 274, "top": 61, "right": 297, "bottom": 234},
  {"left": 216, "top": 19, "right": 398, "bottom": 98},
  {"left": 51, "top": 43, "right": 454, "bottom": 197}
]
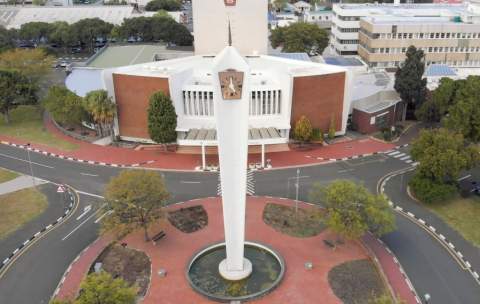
[
  {"left": 400, "top": 156, "right": 410, "bottom": 161},
  {"left": 387, "top": 151, "right": 400, "bottom": 156},
  {"left": 393, "top": 153, "right": 406, "bottom": 158},
  {"left": 217, "top": 170, "right": 255, "bottom": 196}
]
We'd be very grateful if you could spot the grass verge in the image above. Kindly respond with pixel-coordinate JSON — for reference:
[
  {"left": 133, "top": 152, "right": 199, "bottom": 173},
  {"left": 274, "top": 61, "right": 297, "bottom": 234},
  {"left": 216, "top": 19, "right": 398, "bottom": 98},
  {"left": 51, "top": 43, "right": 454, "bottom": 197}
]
[
  {"left": 0, "top": 105, "right": 78, "bottom": 151},
  {"left": 0, "top": 168, "right": 19, "bottom": 184},
  {"left": 423, "top": 196, "right": 480, "bottom": 247},
  {"left": 262, "top": 202, "right": 326, "bottom": 237},
  {"left": 0, "top": 187, "right": 48, "bottom": 240}
]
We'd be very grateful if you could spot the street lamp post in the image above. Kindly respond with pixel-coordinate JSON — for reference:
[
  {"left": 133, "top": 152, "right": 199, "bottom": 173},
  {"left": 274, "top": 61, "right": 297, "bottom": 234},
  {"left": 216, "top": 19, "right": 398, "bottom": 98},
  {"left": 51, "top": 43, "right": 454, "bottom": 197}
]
[
  {"left": 295, "top": 168, "right": 300, "bottom": 215},
  {"left": 26, "top": 143, "right": 35, "bottom": 187}
]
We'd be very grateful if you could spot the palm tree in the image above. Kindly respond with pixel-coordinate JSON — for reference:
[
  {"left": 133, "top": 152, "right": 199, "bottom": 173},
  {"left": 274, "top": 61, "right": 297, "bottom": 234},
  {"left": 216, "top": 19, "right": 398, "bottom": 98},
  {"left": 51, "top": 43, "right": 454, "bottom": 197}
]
[{"left": 84, "top": 90, "right": 116, "bottom": 138}]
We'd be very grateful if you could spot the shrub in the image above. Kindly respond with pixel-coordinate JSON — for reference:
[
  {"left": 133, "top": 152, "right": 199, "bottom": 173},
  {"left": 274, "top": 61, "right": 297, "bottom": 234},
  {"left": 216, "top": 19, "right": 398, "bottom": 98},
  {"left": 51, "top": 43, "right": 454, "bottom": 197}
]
[
  {"left": 409, "top": 174, "right": 457, "bottom": 204},
  {"left": 293, "top": 115, "right": 313, "bottom": 143},
  {"left": 328, "top": 116, "right": 336, "bottom": 140},
  {"left": 312, "top": 128, "right": 323, "bottom": 142}
]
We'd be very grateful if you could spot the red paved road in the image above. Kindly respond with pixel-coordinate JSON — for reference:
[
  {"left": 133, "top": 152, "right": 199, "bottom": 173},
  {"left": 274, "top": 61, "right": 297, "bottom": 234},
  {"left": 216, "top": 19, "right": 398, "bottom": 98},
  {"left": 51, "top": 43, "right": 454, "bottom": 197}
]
[{"left": 0, "top": 118, "right": 395, "bottom": 171}]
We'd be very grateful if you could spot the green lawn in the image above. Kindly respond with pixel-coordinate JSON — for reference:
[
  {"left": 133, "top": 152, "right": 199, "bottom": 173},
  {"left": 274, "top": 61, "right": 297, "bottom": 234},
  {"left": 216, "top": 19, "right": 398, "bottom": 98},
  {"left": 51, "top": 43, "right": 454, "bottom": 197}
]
[
  {"left": 0, "top": 187, "right": 48, "bottom": 240},
  {"left": 0, "top": 168, "right": 19, "bottom": 183},
  {"left": 425, "top": 196, "right": 480, "bottom": 247},
  {"left": 0, "top": 105, "right": 78, "bottom": 151}
]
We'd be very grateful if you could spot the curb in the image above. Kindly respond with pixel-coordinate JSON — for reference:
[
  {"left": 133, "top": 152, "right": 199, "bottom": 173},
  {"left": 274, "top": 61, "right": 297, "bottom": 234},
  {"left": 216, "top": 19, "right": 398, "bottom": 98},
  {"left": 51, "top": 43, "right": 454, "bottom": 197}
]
[
  {"left": 380, "top": 169, "right": 480, "bottom": 286},
  {"left": 305, "top": 144, "right": 408, "bottom": 163},
  {"left": 0, "top": 141, "right": 156, "bottom": 168},
  {"left": 361, "top": 234, "right": 421, "bottom": 304},
  {"left": 1, "top": 140, "right": 410, "bottom": 172},
  {"left": 0, "top": 186, "right": 77, "bottom": 273}
]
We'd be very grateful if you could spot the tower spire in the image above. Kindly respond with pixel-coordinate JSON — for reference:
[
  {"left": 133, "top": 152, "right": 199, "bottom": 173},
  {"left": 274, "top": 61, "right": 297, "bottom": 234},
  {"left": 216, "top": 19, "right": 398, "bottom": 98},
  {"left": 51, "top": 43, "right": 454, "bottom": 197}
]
[{"left": 228, "top": 20, "right": 232, "bottom": 46}]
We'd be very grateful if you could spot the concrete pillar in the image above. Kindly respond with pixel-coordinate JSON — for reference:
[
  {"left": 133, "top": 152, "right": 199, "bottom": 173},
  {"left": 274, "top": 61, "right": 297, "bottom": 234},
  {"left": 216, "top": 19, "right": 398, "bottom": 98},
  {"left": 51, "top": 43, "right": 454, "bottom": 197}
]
[
  {"left": 261, "top": 143, "right": 265, "bottom": 168},
  {"left": 201, "top": 142, "right": 206, "bottom": 170}
]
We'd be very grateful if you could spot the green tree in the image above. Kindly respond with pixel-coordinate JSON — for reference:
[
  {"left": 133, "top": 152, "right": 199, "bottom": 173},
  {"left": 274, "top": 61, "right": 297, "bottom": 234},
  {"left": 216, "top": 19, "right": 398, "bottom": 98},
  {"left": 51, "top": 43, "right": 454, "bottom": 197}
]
[
  {"left": 49, "top": 22, "right": 77, "bottom": 52},
  {"left": 309, "top": 180, "right": 395, "bottom": 240},
  {"left": 394, "top": 46, "right": 427, "bottom": 115},
  {"left": 0, "top": 48, "right": 53, "bottom": 84},
  {"left": 294, "top": 115, "right": 313, "bottom": 143},
  {"left": 269, "top": 22, "right": 329, "bottom": 55},
  {"left": 42, "top": 86, "right": 86, "bottom": 127},
  {"left": 103, "top": 170, "right": 169, "bottom": 241},
  {"left": 272, "top": 0, "right": 288, "bottom": 11},
  {"left": 71, "top": 18, "right": 113, "bottom": 52},
  {"left": 410, "top": 128, "right": 479, "bottom": 183},
  {"left": 147, "top": 91, "right": 177, "bottom": 145},
  {"left": 32, "top": 0, "right": 47, "bottom": 5},
  {"left": 0, "top": 70, "right": 37, "bottom": 124},
  {"left": 416, "top": 77, "right": 457, "bottom": 123},
  {"left": 117, "top": 16, "right": 192, "bottom": 46},
  {"left": 76, "top": 272, "right": 136, "bottom": 304},
  {"left": 19, "top": 22, "right": 52, "bottom": 43},
  {"left": 145, "top": 0, "right": 181, "bottom": 11},
  {"left": 0, "top": 26, "right": 15, "bottom": 53},
  {"left": 154, "top": 9, "right": 173, "bottom": 19},
  {"left": 83, "top": 90, "right": 116, "bottom": 138},
  {"left": 442, "top": 76, "right": 480, "bottom": 142}
]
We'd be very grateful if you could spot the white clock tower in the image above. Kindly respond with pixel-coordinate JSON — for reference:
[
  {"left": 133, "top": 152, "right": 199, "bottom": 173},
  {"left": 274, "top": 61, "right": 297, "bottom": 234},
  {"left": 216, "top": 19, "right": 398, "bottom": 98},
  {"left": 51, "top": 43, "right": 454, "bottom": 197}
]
[{"left": 212, "top": 44, "right": 252, "bottom": 280}]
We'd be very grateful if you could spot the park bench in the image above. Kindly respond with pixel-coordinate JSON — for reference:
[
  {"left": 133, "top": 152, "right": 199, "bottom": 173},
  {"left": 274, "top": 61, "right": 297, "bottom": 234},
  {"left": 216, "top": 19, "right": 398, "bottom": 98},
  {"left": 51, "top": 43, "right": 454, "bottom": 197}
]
[{"left": 152, "top": 231, "right": 166, "bottom": 245}]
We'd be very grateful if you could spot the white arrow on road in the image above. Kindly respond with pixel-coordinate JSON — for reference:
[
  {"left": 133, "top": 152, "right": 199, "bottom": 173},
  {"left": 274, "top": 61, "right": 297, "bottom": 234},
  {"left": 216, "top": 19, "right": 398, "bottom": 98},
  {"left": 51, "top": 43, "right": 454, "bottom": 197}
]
[{"left": 76, "top": 205, "right": 92, "bottom": 221}]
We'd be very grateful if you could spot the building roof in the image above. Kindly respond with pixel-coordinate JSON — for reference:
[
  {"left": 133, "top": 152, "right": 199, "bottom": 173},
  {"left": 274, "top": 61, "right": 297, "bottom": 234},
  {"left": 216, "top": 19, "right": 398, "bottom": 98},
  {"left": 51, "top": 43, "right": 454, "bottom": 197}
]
[
  {"left": 352, "top": 72, "right": 393, "bottom": 101},
  {"left": 271, "top": 52, "right": 311, "bottom": 62},
  {"left": 353, "top": 90, "right": 401, "bottom": 114},
  {"left": 425, "top": 64, "right": 457, "bottom": 77},
  {"left": 323, "top": 56, "right": 364, "bottom": 67},
  {"left": 86, "top": 44, "right": 193, "bottom": 69},
  {"left": 0, "top": 6, "right": 156, "bottom": 29}
]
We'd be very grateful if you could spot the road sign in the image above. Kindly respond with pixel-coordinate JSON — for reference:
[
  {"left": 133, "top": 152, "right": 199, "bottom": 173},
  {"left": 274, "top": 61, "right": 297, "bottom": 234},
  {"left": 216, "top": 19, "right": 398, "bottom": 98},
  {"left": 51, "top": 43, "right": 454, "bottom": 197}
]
[{"left": 57, "top": 185, "right": 65, "bottom": 193}]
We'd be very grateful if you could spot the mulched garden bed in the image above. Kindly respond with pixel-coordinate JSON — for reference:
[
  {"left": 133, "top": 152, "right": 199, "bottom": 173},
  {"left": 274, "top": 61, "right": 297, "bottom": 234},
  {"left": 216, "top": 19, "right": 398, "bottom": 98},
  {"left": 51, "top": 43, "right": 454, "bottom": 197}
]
[
  {"left": 328, "top": 259, "right": 386, "bottom": 304},
  {"left": 262, "top": 203, "right": 326, "bottom": 237},
  {"left": 91, "top": 244, "right": 151, "bottom": 296},
  {"left": 167, "top": 205, "right": 208, "bottom": 233}
]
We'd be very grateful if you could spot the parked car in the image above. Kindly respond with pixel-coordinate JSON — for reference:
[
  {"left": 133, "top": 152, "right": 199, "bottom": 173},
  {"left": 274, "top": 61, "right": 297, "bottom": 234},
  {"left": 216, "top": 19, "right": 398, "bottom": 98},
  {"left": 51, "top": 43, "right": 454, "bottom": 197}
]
[
  {"left": 71, "top": 47, "right": 82, "bottom": 54},
  {"left": 60, "top": 61, "right": 69, "bottom": 68}
]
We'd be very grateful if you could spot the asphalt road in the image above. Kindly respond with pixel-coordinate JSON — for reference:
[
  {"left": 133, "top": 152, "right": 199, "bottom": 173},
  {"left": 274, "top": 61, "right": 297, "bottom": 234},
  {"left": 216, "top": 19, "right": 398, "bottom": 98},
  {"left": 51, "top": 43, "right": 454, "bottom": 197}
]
[{"left": 0, "top": 144, "right": 479, "bottom": 303}]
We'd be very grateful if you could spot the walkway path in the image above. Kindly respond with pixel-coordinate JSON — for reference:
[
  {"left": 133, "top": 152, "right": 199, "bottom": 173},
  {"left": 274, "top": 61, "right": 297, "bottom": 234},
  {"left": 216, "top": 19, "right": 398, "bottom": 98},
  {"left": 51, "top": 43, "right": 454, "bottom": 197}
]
[
  {"left": 0, "top": 117, "right": 396, "bottom": 171},
  {"left": 54, "top": 196, "right": 417, "bottom": 304},
  {"left": 0, "top": 175, "right": 46, "bottom": 195}
]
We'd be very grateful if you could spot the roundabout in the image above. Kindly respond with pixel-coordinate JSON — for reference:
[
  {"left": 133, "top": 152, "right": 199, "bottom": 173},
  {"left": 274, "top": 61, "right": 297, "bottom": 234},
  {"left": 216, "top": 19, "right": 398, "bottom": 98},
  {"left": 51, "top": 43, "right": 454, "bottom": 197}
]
[{"left": 117, "top": 196, "right": 372, "bottom": 304}]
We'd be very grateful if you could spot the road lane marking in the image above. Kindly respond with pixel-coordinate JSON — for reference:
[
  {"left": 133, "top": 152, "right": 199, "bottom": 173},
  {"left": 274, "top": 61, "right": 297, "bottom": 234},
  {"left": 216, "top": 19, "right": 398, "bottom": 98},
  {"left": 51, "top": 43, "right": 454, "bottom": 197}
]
[
  {"left": 180, "top": 181, "right": 201, "bottom": 184},
  {"left": 458, "top": 174, "right": 471, "bottom": 181},
  {"left": 76, "top": 190, "right": 104, "bottom": 199},
  {"left": 80, "top": 172, "right": 99, "bottom": 177},
  {"left": 62, "top": 207, "right": 104, "bottom": 241},
  {"left": 387, "top": 151, "right": 400, "bottom": 156},
  {"left": 94, "top": 210, "right": 113, "bottom": 223},
  {"left": 338, "top": 169, "right": 354, "bottom": 173},
  {"left": 76, "top": 205, "right": 92, "bottom": 221},
  {"left": 400, "top": 156, "right": 410, "bottom": 161},
  {"left": 0, "top": 152, "right": 54, "bottom": 168},
  {"left": 393, "top": 153, "right": 406, "bottom": 158}
]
